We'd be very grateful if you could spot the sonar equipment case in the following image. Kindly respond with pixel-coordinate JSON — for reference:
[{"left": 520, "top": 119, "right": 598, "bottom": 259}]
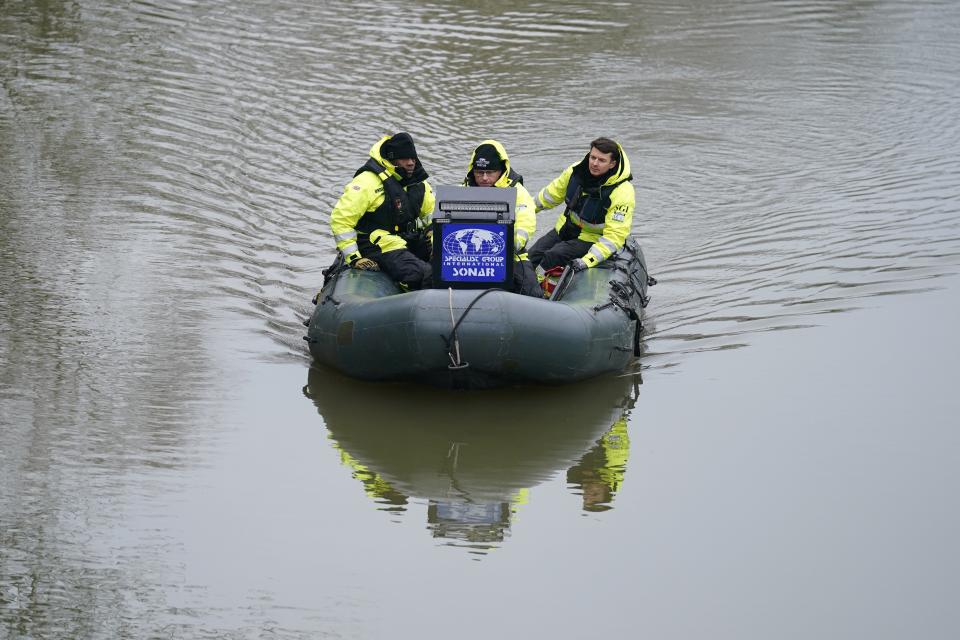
[{"left": 430, "top": 186, "right": 516, "bottom": 290}]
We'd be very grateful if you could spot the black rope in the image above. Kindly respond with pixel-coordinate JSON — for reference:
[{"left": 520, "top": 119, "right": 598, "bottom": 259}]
[
  {"left": 315, "top": 253, "right": 352, "bottom": 306},
  {"left": 440, "top": 288, "right": 507, "bottom": 351}
]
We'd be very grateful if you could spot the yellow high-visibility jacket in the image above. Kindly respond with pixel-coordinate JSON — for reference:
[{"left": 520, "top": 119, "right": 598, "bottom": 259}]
[
  {"left": 462, "top": 138, "right": 537, "bottom": 259},
  {"left": 534, "top": 141, "right": 634, "bottom": 268},
  {"left": 330, "top": 136, "right": 435, "bottom": 263}
]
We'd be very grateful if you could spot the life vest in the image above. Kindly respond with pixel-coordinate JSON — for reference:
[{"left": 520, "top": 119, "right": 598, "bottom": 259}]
[
  {"left": 353, "top": 158, "right": 426, "bottom": 235},
  {"left": 563, "top": 169, "right": 615, "bottom": 231},
  {"left": 503, "top": 168, "right": 524, "bottom": 187}
]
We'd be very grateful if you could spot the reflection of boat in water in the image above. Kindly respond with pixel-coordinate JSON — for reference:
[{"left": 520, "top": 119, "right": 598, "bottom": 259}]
[{"left": 303, "top": 365, "right": 639, "bottom": 551}]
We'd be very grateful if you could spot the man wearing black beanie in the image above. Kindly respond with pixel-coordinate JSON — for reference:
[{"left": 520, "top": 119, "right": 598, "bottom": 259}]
[
  {"left": 380, "top": 132, "right": 419, "bottom": 165},
  {"left": 329, "top": 132, "right": 434, "bottom": 290},
  {"left": 468, "top": 143, "right": 505, "bottom": 178},
  {"left": 462, "top": 139, "right": 542, "bottom": 297}
]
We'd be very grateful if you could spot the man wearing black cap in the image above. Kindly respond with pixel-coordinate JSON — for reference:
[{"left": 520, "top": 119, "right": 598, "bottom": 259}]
[
  {"left": 462, "top": 140, "right": 541, "bottom": 297},
  {"left": 330, "top": 132, "right": 434, "bottom": 290}
]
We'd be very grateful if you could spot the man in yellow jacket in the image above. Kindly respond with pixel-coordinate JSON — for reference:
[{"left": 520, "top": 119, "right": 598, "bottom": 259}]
[
  {"left": 462, "top": 140, "right": 542, "bottom": 297},
  {"left": 528, "top": 137, "right": 634, "bottom": 273},
  {"left": 330, "top": 132, "right": 435, "bottom": 290}
]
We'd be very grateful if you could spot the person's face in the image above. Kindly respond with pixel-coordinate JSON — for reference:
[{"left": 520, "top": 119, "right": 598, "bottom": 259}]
[
  {"left": 472, "top": 168, "right": 503, "bottom": 187},
  {"left": 587, "top": 147, "right": 617, "bottom": 177},
  {"left": 393, "top": 157, "right": 416, "bottom": 176},
  {"left": 581, "top": 479, "right": 612, "bottom": 509}
]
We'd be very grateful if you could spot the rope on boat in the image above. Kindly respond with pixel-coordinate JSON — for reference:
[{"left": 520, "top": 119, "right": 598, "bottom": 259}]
[
  {"left": 442, "top": 287, "right": 506, "bottom": 371},
  {"left": 314, "top": 252, "right": 350, "bottom": 307},
  {"left": 592, "top": 251, "right": 652, "bottom": 356},
  {"left": 447, "top": 287, "right": 465, "bottom": 369}
]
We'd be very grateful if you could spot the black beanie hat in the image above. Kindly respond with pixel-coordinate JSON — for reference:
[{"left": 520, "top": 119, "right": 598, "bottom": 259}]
[
  {"left": 472, "top": 144, "right": 504, "bottom": 172},
  {"left": 382, "top": 132, "right": 418, "bottom": 161}
]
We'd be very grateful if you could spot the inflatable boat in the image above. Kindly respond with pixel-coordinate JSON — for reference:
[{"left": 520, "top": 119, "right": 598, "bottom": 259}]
[{"left": 304, "top": 187, "right": 654, "bottom": 389}]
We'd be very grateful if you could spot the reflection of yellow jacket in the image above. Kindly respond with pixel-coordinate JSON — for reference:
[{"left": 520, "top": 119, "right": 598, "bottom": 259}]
[
  {"left": 510, "top": 487, "right": 529, "bottom": 518},
  {"left": 462, "top": 139, "right": 536, "bottom": 258},
  {"left": 566, "top": 417, "right": 630, "bottom": 511},
  {"left": 337, "top": 448, "right": 408, "bottom": 506},
  {"left": 534, "top": 141, "right": 634, "bottom": 268},
  {"left": 330, "top": 136, "right": 435, "bottom": 262},
  {"left": 595, "top": 418, "right": 629, "bottom": 495}
]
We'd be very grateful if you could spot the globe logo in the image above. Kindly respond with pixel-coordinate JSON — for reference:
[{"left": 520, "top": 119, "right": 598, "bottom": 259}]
[{"left": 442, "top": 228, "right": 505, "bottom": 257}]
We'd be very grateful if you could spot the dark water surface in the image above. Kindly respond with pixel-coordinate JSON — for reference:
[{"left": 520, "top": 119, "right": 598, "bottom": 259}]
[{"left": 2, "top": 0, "right": 959, "bottom": 638}]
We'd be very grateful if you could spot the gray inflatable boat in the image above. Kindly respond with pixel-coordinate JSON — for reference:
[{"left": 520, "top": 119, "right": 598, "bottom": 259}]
[{"left": 304, "top": 235, "right": 654, "bottom": 389}]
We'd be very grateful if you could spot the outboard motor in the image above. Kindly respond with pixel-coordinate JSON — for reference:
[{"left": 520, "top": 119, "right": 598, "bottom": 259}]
[{"left": 431, "top": 186, "right": 516, "bottom": 290}]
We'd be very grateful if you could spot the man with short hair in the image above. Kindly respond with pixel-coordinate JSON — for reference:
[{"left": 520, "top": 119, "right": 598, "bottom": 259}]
[
  {"left": 330, "top": 132, "right": 434, "bottom": 290},
  {"left": 527, "top": 137, "right": 634, "bottom": 273},
  {"left": 462, "top": 140, "right": 542, "bottom": 297}
]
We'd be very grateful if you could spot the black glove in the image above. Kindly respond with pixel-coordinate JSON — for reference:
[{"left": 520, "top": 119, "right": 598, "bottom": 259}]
[
  {"left": 403, "top": 231, "right": 432, "bottom": 263},
  {"left": 570, "top": 258, "right": 588, "bottom": 272}
]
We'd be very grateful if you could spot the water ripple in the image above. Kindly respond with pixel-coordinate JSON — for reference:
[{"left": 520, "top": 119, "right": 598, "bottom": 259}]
[{"left": 4, "top": 0, "right": 959, "bottom": 371}]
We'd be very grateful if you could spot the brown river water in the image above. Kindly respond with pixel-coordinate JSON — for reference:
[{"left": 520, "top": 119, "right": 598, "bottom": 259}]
[{"left": 2, "top": 1, "right": 959, "bottom": 638}]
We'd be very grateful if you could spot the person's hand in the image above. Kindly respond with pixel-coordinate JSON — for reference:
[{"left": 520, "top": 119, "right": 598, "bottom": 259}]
[
  {"left": 352, "top": 257, "right": 379, "bottom": 271},
  {"left": 570, "top": 258, "right": 588, "bottom": 272}
]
